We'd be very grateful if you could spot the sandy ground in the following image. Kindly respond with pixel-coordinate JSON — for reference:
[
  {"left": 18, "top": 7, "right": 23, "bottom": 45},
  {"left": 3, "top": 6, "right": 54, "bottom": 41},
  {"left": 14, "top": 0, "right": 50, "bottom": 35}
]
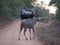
[{"left": 0, "top": 20, "right": 43, "bottom": 45}]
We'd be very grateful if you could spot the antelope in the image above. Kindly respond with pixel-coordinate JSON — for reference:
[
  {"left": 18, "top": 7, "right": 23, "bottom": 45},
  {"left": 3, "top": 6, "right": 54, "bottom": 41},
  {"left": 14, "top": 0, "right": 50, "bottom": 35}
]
[
  {"left": 18, "top": 15, "right": 39, "bottom": 40},
  {"left": 20, "top": 7, "right": 36, "bottom": 20}
]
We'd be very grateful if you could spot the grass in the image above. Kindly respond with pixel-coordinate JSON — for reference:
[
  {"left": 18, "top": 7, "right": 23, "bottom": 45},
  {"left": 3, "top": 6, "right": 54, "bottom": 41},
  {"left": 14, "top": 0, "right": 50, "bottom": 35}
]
[{"left": 36, "top": 21, "right": 60, "bottom": 45}]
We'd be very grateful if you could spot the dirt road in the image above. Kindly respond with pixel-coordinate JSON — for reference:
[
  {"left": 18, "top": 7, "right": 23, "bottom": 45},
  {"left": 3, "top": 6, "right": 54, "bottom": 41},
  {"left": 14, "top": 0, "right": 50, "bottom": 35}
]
[{"left": 0, "top": 20, "right": 43, "bottom": 45}]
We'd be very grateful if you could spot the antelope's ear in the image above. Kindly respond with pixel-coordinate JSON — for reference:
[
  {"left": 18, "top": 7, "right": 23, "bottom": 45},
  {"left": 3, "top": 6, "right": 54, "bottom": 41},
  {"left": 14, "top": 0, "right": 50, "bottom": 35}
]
[
  {"left": 35, "top": 14, "right": 39, "bottom": 17},
  {"left": 34, "top": 14, "right": 39, "bottom": 18}
]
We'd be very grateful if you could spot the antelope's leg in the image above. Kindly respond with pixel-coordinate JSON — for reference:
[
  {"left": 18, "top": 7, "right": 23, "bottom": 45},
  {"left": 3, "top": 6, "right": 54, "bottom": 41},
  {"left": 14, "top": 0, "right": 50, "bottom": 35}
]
[
  {"left": 32, "top": 28, "right": 35, "bottom": 39},
  {"left": 18, "top": 27, "right": 22, "bottom": 40},
  {"left": 24, "top": 28, "right": 28, "bottom": 40},
  {"left": 29, "top": 28, "right": 31, "bottom": 40}
]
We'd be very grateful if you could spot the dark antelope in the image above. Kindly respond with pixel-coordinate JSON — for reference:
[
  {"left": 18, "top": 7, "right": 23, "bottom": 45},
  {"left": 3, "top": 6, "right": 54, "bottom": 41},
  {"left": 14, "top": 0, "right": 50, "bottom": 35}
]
[
  {"left": 20, "top": 7, "right": 36, "bottom": 20},
  {"left": 18, "top": 15, "right": 39, "bottom": 40}
]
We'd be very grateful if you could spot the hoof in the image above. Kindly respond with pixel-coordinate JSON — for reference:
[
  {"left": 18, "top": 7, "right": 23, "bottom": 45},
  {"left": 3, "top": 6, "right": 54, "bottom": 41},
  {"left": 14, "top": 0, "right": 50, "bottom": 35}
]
[
  {"left": 26, "top": 38, "right": 28, "bottom": 40},
  {"left": 33, "top": 37, "right": 35, "bottom": 39},
  {"left": 30, "top": 38, "right": 31, "bottom": 40},
  {"left": 18, "top": 38, "right": 20, "bottom": 40}
]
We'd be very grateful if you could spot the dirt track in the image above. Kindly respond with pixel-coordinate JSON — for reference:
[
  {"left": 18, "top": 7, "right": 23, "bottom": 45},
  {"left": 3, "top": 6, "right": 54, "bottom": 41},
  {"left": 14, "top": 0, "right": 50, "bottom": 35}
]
[{"left": 0, "top": 20, "right": 43, "bottom": 45}]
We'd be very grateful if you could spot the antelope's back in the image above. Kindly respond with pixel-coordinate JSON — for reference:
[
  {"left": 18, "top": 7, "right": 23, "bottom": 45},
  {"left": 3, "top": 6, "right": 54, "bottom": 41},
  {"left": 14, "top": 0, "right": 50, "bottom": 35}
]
[{"left": 20, "top": 7, "right": 36, "bottom": 20}]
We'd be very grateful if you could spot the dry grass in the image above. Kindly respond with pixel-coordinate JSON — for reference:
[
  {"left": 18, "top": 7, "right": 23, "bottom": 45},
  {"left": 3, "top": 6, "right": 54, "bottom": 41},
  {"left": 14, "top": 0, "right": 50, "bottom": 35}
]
[
  {"left": 36, "top": 21, "right": 60, "bottom": 45},
  {"left": 0, "top": 19, "right": 14, "bottom": 29}
]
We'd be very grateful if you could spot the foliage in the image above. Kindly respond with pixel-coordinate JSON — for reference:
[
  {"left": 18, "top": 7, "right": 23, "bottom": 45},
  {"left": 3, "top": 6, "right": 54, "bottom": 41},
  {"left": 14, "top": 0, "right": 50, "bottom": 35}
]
[
  {"left": 35, "top": 6, "right": 50, "bottom": 22},
  {"left": 0, "top": 0, "right": 35, "bottom": 20},
  {"left": 36, "top": 24, "right": 60, "bottom": 45},
  {"left": 49, "top": 0, "right": 60, "bottom": 21}
]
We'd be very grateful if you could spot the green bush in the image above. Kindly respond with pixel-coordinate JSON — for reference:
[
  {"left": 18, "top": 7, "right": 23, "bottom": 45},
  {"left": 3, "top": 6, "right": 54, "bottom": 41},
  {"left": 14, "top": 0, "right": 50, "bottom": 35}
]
[{"left": 0, "top": 0, "right": 35, "bottom": 20}]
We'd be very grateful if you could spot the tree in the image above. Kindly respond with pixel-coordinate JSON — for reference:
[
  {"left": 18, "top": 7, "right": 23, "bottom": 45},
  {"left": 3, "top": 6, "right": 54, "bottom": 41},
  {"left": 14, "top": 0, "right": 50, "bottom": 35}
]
[
  {"left": 0, "top": 0, "right": 35, "bottom": 20},
  {"left": 49, "top": 0, "right": 60, "bottom": 21}
]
